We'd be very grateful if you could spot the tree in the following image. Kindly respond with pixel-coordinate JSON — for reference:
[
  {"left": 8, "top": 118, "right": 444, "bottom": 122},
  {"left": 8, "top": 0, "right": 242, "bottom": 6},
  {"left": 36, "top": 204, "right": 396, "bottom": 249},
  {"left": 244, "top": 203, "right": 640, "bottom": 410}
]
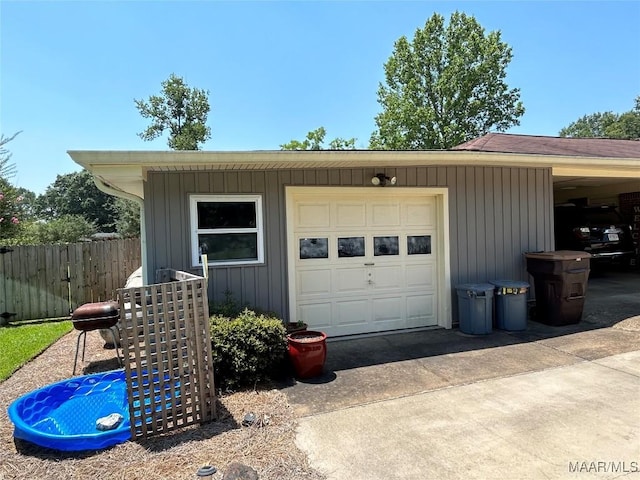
[
  {"left": 0, "top": 132, "right": 20, "bottom": 180},
  {"left": 35, "top": 215, "right": 96, "bottom": 244},
  {"left": 370, "top": 11, "right": 525, "bottom": 150},
  {"left": 13, "top": 187, "right": 37, "bottom": 220},
  {"left": 328, "top": 137, "right": 357, "bottom": 150},
  {"left": 114, "top": 198, "right": 140, "bottom": 238},
  {"left": 559, "top": 96, "right": 640, "bottom": 139},
  {"left": 36, "top": 170, "right": 118, "bottom": 232},
  {"left": 280, "top": 127, "right": 357, "bottom": 150},
  {"left": 0, "top": 179, "right": 24, "bottom": 240},
  {"left": 0, "top": 132, "right": 25, "bottom": 240},
  {"left": 135, "top": 73, "right": 211, "bottom": 150},
  {"left": 26, "top": 215, "right": 96, "bottom": 244}
]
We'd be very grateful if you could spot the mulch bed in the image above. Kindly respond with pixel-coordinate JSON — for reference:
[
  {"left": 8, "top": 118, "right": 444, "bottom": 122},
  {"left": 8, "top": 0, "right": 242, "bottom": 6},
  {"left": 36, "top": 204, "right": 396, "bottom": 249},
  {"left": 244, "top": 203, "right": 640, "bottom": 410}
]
[{"left": 0, "top": 330, "right": 324, "bottom": 480}]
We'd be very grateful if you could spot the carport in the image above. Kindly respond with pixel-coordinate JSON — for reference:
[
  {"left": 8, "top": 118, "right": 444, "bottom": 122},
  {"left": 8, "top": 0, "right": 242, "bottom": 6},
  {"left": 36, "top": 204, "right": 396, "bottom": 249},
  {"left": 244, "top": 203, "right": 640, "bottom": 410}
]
[{"left": 452, "top": 134, "right": 640, "bottom": 268}]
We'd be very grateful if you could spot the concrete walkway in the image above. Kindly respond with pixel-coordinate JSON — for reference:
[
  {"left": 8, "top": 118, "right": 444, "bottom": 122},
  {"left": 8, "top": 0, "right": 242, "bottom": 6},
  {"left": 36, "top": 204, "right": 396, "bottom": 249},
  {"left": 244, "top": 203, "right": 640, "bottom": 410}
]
[
  {"left": 283, "top": 270, "right": 640, "bottom": 479},
  {"left": 296, "top": 350, "right": 640, "bottom": 479}
]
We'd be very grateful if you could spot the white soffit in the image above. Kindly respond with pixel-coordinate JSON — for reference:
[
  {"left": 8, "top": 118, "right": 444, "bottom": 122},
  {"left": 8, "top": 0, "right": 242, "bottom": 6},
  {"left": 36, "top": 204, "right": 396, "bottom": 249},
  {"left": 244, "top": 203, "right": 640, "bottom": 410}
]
[{"left": 68, "top": 150, "right": 640, "bottom": 200}]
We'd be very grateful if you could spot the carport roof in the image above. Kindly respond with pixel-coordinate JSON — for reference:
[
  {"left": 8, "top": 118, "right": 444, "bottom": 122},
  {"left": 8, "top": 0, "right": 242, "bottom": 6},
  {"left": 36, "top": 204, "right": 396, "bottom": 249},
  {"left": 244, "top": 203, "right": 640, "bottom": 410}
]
[{"left": 452, "top": 133, "right": 640, "bottom": 158}]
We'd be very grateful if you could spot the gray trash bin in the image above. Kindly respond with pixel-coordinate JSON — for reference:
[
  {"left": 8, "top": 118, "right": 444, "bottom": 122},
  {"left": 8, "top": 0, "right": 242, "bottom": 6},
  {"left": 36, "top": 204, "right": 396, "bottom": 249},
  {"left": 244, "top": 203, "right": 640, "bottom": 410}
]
[
  {"left": 455, "top": 283, "right": 494, "bottom": 335},
  {"left": 489, "top": 280, "right": 530, "bottom": 331}
]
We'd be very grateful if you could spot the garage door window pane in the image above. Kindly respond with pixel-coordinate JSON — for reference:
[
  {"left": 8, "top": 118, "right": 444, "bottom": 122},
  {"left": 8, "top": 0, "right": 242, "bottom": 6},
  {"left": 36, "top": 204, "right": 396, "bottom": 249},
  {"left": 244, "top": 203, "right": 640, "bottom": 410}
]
[
  {"left": 374, "top": 236, "right": 399, "bottom": 256},
  {"left": 408, "top": 235, "right": 431, "bottom": 255},
  {"left": 300, "top": 238, "right": 329, "bottom": 259},
  {"left": 338, "top": 237, "right": 365, "bottom": 257},
  {"left": 198, "top": 233, "right": 258, "bottom": 261}
]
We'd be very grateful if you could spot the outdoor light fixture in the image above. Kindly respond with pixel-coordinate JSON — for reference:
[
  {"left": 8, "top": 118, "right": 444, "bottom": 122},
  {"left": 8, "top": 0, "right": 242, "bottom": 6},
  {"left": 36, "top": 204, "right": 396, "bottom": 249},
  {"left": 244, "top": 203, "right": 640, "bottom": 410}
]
[{"left": 371, "top": 173, "right": 397, "bottom": 187}]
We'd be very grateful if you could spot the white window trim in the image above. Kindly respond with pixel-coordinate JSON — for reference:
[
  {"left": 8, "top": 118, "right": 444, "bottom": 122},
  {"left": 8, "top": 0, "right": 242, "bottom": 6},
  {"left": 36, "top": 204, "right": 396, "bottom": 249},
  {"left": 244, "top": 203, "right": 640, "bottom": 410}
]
[{"left": 190, "top": 194, "right": 265, "bottom": 267}]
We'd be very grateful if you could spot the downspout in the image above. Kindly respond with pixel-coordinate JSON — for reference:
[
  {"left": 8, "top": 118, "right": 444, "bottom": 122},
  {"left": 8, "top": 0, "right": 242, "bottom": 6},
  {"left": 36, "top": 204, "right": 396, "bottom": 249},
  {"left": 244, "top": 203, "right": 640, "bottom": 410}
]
[{"left": 92, "top": 177, "right": 149, "bottom": 285}]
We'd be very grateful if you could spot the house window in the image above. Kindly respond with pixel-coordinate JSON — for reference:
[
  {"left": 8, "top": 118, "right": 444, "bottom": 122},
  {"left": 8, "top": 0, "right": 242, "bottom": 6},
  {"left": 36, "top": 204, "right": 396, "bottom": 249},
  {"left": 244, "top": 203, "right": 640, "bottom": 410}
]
[{"left": 190, "top": 195, "right": 264, "bottom": 266}]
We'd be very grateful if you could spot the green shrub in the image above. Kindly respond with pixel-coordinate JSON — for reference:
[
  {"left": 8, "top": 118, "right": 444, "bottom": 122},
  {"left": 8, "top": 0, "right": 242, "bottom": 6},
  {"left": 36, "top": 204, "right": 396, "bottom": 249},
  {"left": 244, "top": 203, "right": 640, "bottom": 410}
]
[
  {"left": 209, "top": 290, "right": 279, "bottom": 319},
  {"left": 209, "top": 290, "right": 244, "bottom": 318},
  {"left": 209, "top": 308, "right": 287, "bottom": 389}
]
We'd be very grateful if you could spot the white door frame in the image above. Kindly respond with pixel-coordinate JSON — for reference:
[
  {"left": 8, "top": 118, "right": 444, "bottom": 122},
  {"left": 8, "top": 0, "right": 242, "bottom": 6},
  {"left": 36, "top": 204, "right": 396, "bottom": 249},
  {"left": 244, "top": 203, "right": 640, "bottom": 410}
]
[{"left": 285, "top": 186, "right": 452, "bottom": 332}]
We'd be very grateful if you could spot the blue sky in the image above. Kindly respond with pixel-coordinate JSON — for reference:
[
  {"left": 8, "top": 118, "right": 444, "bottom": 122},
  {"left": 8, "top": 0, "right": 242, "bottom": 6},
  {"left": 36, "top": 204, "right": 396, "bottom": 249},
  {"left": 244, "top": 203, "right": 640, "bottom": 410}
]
[{"left": 1, "top": 1, "right": 639, "bottom": 194}]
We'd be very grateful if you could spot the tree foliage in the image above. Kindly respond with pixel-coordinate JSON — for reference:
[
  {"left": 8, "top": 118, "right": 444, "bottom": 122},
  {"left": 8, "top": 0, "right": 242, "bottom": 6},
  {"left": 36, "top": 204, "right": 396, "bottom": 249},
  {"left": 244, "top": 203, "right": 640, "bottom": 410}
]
[
  {"left": 36, "top": 170, "right": 118, "bottom": 232},
  {"left": 559, "top": 96, "right": 640, "bottom": 139},
  {"left": 135, "top": 73, "right": 211, "bottom": 150},
  {"left": 0, "top": 132, "right": 25, "bottom": 240},
  {"left": 280, "top": 127, "right": 357, "bottom": 150},
  {"left": 370, "top": 11, "right": 524, "bottom": 150},
  {"left": 0, "top": 132, "right": 20, "bottom": 180},
  {"left": 113, "top": 198, "right": 140, "bottom": 238},
  {"left": 26, "top": 215, "right": 96, "bottom": 244},
  {"left": 0, "top": 133, "right": 134, "bottom": 245},
  {"left": 0, "top": 179, "right": 25, "bottom": 240},
  {"left": 13, "top": 187, "right": 37, "bottom": 220}
]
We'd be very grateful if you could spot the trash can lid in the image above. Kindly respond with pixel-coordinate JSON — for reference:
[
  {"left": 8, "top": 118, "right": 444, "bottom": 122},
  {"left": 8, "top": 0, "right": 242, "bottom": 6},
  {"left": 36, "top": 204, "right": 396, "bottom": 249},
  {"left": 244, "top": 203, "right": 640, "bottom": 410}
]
[
  {"left": 524, "top": 250, "right": 592, "bottom": 261},
  {"left": 489, "top": 280, "right": 530, "bottom": 289},
  {"left": 455, "top": 283, "right": 495, "bottom": 293}
]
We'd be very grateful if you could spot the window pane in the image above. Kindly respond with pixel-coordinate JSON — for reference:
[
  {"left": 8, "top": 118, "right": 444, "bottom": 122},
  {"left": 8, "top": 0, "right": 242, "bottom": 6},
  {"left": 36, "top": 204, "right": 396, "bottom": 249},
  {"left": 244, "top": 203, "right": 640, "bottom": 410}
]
[
  {"left": 408, "top": 235, "right": 431, "bottom": 255},
  {"left": 300, "top": 238, "right": 328, "bottom": 259},
  {"left": 374, "top": 236, "right": 399, "bottom": 256},
  {"left": 198, "top": 202, "right": 256, "bottom": 229},
  {"left": 338, "top": 237, "right": 365, "bottom": 257},
  {"left": 198, "top": 233, "right": 258, "bottom": 261}
]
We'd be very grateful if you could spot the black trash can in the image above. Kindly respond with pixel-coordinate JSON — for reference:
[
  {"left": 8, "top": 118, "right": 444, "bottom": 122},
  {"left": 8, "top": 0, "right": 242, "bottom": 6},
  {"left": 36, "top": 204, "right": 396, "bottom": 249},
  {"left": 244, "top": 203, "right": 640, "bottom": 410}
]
[
  {"left": 524, "top": 251, "right": 591, "bottom": 326},
  {"left": 489, "top": 280, "right": 530, "bottom": 331},
  {"left": 455, "top": 283, "right": 494, "bottom": 334}
]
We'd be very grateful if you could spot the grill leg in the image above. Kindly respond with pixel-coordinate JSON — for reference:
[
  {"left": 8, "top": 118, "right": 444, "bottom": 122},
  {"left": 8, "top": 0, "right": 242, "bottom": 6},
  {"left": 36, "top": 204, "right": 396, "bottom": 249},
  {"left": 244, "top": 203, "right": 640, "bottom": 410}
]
[
  {"left": 82, "top": 331, "right": 88, "bottom": 361},
  {"left": 107, "top": 327, "right": 122, "bottom": 366},
  {"left": 73, "top": 331, "right": 86, "bottom": 376}
]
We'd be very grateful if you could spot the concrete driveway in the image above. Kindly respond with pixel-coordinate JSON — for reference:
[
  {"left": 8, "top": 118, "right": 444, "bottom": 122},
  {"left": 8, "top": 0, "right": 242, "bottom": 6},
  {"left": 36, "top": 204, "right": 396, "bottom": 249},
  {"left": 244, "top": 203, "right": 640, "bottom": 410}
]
[{"left": 282, "top": 270, "right": 640, "bottom": 479}]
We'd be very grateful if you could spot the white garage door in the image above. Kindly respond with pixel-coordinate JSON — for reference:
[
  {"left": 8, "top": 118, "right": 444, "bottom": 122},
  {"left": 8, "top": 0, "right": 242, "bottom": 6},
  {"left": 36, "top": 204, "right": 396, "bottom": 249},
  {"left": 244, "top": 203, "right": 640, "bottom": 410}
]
[{"left": 287, "top": 187, "right": 447, "bottom": 337}]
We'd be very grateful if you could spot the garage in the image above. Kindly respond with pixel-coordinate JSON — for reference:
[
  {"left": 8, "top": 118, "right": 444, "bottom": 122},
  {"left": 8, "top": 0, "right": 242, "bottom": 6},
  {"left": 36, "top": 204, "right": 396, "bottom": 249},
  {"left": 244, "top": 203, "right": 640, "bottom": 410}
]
[
  {"left": 285, "top": 187, "right": 450, "bottom": 337},
  {"left": 71, "top": 133, "right": 638, "bottom": 335}
]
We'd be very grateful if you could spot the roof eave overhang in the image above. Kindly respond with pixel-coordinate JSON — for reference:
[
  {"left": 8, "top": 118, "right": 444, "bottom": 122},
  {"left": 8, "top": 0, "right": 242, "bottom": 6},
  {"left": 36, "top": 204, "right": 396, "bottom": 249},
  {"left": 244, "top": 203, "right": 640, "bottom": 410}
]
[{"left": 67, "top": 150, "right": 640, "bottom": 200}]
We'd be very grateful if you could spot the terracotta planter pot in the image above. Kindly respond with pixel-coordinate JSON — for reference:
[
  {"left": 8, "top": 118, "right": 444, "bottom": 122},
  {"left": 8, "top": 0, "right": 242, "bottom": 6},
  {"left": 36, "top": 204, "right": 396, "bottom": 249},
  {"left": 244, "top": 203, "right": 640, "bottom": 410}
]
[{"left": 287, "top": 330, "right": 327, "bottom": 379}]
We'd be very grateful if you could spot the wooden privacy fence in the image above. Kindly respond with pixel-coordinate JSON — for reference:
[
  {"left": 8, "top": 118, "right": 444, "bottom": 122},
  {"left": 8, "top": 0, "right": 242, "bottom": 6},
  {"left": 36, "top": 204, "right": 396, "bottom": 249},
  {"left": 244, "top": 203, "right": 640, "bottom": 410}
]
[
  {"left": 0, "top": 238, "right": 141, "bottom": 322},
  {"left": 118, "top": 269, "right": 215, "bottom": 439}
]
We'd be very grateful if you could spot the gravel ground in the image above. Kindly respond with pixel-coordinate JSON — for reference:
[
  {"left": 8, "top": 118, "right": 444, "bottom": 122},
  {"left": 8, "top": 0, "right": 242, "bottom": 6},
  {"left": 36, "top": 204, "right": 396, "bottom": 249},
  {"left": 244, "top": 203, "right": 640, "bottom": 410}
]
[{"left": 0, "top": 329, "right": 324, "bottom": 480}]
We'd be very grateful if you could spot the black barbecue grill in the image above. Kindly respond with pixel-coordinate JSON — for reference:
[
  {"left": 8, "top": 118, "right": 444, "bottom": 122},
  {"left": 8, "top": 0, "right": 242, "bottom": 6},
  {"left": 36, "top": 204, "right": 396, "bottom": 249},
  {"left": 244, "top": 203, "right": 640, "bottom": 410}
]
[{"left": 71, "top": 301, "right": 121, "bottom": 375}]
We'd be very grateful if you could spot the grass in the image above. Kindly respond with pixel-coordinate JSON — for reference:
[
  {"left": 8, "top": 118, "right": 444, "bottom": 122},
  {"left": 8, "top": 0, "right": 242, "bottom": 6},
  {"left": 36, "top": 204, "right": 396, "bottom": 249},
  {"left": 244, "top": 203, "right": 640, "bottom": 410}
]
[{"left": 0, "top": 319, "right": 73, "bottom": 381}]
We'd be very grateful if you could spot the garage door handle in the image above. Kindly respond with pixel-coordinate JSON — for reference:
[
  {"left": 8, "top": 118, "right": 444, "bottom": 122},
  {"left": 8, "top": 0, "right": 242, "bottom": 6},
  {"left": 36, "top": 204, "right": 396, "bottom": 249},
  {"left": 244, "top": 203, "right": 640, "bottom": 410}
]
[{"left": 364, "top": 262, "right": 375, "bottom": 266}]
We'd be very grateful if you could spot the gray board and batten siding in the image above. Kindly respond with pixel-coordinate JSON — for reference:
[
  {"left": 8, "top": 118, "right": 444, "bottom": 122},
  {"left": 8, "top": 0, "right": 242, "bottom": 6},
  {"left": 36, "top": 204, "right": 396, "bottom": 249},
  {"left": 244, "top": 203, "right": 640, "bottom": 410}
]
[{"left": 144, "top": 165, "right": 554, "bottom": 323}]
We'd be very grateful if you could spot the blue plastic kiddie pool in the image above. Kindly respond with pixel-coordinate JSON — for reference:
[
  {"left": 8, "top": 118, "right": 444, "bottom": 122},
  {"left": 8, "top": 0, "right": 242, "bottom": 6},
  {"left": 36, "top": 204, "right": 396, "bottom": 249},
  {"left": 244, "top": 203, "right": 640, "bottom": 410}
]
[{"left": 8, "top": 370, "right": 131, "bottom": 451}]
